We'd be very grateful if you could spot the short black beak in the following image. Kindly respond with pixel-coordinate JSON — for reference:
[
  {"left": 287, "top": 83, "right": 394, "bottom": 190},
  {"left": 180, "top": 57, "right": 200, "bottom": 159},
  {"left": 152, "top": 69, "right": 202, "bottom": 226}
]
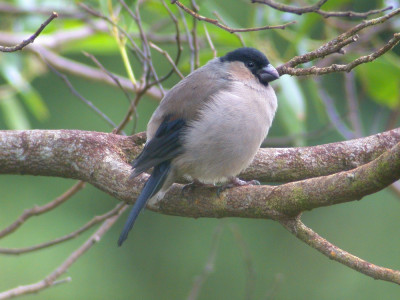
[{"left": 257, "top": 64, "right": 280, "bottom": 84}]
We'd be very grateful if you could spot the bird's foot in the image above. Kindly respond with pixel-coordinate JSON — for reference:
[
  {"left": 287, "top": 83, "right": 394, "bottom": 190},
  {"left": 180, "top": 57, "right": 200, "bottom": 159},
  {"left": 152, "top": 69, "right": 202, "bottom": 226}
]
[
  {"left": 181, "top": 179, "right": 214, "bottom": 200},
  {"left": 217, "top": 177, "right": 260, "bottom": 197}
]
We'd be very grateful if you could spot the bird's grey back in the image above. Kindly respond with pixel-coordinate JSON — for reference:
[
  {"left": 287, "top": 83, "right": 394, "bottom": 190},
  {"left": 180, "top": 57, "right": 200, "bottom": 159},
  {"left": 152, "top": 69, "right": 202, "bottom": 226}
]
[{"left": 147, "top": 58, "right": 230, "bottom": 140}]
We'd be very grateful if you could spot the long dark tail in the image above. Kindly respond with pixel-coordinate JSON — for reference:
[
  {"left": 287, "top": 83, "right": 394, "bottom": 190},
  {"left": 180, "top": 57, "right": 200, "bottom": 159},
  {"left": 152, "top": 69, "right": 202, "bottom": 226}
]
[{"left": 118, "top": 161, "right": 171, "bottom": 246}]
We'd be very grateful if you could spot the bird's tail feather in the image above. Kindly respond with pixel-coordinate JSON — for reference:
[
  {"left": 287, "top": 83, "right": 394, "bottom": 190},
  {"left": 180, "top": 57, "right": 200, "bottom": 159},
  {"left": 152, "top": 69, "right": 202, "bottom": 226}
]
[{"left": 118, "top": 161, "right": 171, "bottom": 246}]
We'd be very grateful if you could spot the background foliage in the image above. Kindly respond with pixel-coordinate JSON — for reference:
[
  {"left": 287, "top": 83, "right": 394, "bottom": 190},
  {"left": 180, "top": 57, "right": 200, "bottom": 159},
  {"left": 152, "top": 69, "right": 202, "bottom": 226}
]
[{"left": 0, "top": 0, "right": 399, "bottom": 299}]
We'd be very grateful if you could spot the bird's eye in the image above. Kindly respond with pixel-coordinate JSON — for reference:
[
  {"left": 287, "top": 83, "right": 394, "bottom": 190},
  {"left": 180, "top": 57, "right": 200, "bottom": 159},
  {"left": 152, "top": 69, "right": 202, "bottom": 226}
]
[{"left": 246, "top": 61, "right": 255, "bottom": 68}]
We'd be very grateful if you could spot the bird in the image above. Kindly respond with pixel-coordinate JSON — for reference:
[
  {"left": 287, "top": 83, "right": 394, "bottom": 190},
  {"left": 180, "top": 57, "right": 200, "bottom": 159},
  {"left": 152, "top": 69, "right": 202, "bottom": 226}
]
[{"left": 118, "top": 47, "right": 279, "bottom": 246}]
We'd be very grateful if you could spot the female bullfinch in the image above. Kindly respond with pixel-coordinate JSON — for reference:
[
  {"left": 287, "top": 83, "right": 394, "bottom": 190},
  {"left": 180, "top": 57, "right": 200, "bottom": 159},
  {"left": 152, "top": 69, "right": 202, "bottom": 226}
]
[{"left": 118, "top": 47, "right": 279, "bottom": 246}]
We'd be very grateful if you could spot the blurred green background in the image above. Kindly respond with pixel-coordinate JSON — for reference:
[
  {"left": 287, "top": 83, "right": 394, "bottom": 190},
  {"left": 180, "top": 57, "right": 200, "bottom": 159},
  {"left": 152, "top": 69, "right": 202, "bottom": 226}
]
[{"left": 0, "top": 0, "right": 400, "bottom": 299}]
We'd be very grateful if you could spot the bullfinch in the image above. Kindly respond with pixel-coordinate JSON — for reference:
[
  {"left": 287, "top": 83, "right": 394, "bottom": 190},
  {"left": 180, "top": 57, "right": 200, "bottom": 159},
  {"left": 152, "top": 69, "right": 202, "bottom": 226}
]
[{"left": 118, "top": 47, "right": 279, "bottom": 246}]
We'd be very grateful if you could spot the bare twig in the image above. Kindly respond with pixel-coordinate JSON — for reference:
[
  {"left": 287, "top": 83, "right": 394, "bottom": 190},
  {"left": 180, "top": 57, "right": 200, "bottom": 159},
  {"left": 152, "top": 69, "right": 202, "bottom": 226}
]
[
  {"left": 0, "top": 181, "right": 85, "bottom": 239},
  {"left": 230, "top": 224, "right": 256, "bottom": 300},
  {"left": 172, "top": 0, "right": 296, "bottom": 33},
  {"left": 190, "top": 0, "right": 200, "bottom": 69},
  {"left": 161, "top": 0, "right": 183, "bottom": 80},
  {"left": 0, "top": 203, "right": 125, "bottom": 255},
  {"left": 278, "top": 8, "right": 400, "bottom": 75},
  {"left": 252, "top": 0, "right": 393, "bottom": 19},
  {"left": 187, "top": 223, "right": 224, "bottom": 300},
  {"left": 115, "top": 92, "right": 143, "bottom": 134},
  {"left": 178, "top": 8, "right": 195, "bottom": 72},
  {"left": 42, "top": 58, "right": 119, "bottom": 130},
  {"left": 203, "top": 24, "right": 217, "bottom": 58},
  {"left": 344, "top": 72, "right": 363, "bottom": 137},
  {"left": 281, "top": 33, "right": 400, "bottom": 76},
  {"left": 280, "top": 217, "right": 400, "bottom": 284},
  {"left": 78, "top": 3, "right": 145, "bottom": 59},
  {"left": 149, "top": 42, "right": 184, "bottom": 79},
  {"left": 212, "top": 11, "right": 246, "bottom": 47},
  {"left": 0, "top": 12, "right": 58, "bottom": 52},
  {"left": 83, "top": 52, "right": 133, "bottom": 104},
  {"left": 0, "top": 2, "right": 80, "bottom": 18},
  {"left": 31, "top": 47, "right": 162, "bottom": 100},
  {"left": 0, "top": 203, "right": 127, "bottom": 299},
  {"left": 316, "top": 78, "right": 355, "bottom": 139}
]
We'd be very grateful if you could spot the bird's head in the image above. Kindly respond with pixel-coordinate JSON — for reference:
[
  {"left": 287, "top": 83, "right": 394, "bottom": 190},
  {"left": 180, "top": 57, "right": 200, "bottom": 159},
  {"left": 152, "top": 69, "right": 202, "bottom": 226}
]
[{"left": 220, "top": 47, "right": 279, "bottom": 86}]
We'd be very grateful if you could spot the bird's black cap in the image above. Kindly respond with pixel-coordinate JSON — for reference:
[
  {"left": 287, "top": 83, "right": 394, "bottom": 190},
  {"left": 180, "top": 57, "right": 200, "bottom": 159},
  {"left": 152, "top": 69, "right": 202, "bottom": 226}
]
[
  {"left": 220, "top": 47, "right": 279, "bottom": 85},
  {"left": 220, "top": 47, "right": 270, "bottom": 67}
]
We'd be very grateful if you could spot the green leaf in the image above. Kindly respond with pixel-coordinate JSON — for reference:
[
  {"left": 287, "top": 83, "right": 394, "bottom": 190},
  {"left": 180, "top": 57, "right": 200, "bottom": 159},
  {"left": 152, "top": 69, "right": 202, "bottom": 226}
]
[
  {"left": 1, "top": 59, "right": 49, "bottom": 121},
  {"left": 276, "top": 74, "right": 307, "bottom": 146},
  {"left": 357, "top": 57, "right": 400, "bottom": 109},
  {"left": 0, "top": 95, "right": 31, "bottom": 130}
]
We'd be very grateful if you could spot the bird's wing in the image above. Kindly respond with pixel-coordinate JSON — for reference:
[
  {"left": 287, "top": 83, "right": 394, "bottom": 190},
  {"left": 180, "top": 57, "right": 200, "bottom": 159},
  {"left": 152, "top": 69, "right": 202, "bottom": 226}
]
[
  {"left": 118, "top": 160, "right": 171, "bottom": 246},
  {"left": 130, "top": 116, "right": 186, "bottom": 178}
]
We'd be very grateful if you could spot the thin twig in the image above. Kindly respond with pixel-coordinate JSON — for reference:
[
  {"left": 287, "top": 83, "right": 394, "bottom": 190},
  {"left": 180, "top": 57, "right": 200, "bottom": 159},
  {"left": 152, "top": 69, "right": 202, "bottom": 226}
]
[
  {"left": 0, "top": 181, "right": 85, "bottom": 239},
  {"left": 172, "top": 0, "right": 295, "bottom": 33},
  {"left": 83, "top": 52, "right": 133, "bottom": 104},
  {"left": 229, "top": 224, "right": 256, "bottom": 300},
  {"left": 344, "top": 72, "right": 363, "bottom": 137},
  {"left": 0, "top": 12, "right": 58, "bottom": 52},
  {"left": 83, "top": 51, "right": 136, "bottom": 134},
  {"left": 316, "top": 78, "right": 355, "bottom": 139},
  {"left": 202, "top": 24, "right": 217, "bottom": 58},
  {"left": 119, "top": 0, "right": 165, "bottom": 96},
  {"left": 252, "top": 0, "right": 393, "bottom": 19},
  {"left": 0, "top": 203, "right": 125, "bottom": 255},
  {"left": 212, "top": 11, "right": 246, "bottom": 47},
  {"left": 149, "top": 42, "right": 184, "bottom": 79},
  {"left": 161, "top": 0, "right": 183, "bottom": 81},
  {"left": 78, "top": 3, "right": 145, "bottom": 59},
  {"left": 278, "top": 9, "right": 400, "bottom": 75},
  {"left": 190, "top": 0, "right": 200, "bottom": 69},
  {"left": 187, "top": 223, "right": 224, "bottom": 300},
  {"left": 42, "top": 57, "right": 118, "bottom": 129},
  {"left": 281, "top": 33, "right": 400, "bottom": 76},
  {"left": 0, "top": 3, "right": 80, "bottom": 18},
  {"left": 178, "top": 8, "right": 195, "bottom": 72},
  {"left": 31, "top": 47, "right": 162, "bottom": 100},
  {"left": 0, "top": 204, "right": 127, "bottom": 300},
  {"left": 280, "top": 217, "right": 400, "bottom": 285}
]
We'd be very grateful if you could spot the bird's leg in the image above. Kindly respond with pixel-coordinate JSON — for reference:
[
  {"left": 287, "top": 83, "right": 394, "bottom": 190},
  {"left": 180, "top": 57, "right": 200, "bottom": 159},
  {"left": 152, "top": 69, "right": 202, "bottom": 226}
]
[
  {"left": 217, "top": 177, "right": 260, "bottom": 197},
  {"left": 181, "top": 179, "right": 215, "bottom": 198}
]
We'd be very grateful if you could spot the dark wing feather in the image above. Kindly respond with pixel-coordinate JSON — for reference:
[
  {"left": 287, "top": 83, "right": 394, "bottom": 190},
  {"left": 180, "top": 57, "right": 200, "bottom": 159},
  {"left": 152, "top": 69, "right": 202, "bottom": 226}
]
[
  {"left": 118, "top": 160, "right": 171, "bottom": 246},
  {"left": 130, "top": 116, "right": 186, "bottom": 178}
]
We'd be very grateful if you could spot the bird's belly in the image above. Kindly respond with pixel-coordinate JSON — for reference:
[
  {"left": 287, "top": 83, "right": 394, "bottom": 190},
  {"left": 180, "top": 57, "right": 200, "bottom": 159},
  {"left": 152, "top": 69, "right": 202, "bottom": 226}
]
[{"left": 173, "top": 92, "right": 275, "bottom": 184}]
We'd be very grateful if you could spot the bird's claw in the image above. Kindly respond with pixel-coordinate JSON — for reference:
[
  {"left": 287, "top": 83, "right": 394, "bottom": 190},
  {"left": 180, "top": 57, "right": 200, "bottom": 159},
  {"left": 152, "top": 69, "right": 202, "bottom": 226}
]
[{"left": 216, "top": 178, "right": 261, "bottom": 197}]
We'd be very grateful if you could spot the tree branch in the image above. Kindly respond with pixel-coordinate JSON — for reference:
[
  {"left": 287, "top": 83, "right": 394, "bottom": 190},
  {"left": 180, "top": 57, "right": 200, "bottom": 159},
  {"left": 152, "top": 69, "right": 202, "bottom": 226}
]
[
  {"left": 171, "top": 0, "right": 296, "bottom": 33},
  {"left": 0, "top": 203, "right": 124, "bottom": 255},
  {"left": 280, "top": 217, "right": 400, "bottom": 285},
  {"left": 0, "top": 12, "right": 58, "bottom": 52},
  {"left": 252, "top": 0, "right": 392, "bottom": 19},
  {"left": 0, "top": 128, "right": 399, "bottom": 220},
  {"left": 277, "top": 8, "right": 400, "bottom": 76},
  {"left": 0, "top": 181, "right": 85, "bottom": 239},
  {"left": 0, "top": 203, "right": 127, "bottom": 300}
]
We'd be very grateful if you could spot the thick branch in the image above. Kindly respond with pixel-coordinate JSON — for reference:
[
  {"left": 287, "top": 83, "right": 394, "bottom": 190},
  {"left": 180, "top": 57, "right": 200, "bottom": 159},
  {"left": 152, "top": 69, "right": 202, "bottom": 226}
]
[
  {"left": 0, "top": 129, "right": 399, "bottom": 219},
  {"left": 248, "top": 127, "right": 400, "bottom": 182}
]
